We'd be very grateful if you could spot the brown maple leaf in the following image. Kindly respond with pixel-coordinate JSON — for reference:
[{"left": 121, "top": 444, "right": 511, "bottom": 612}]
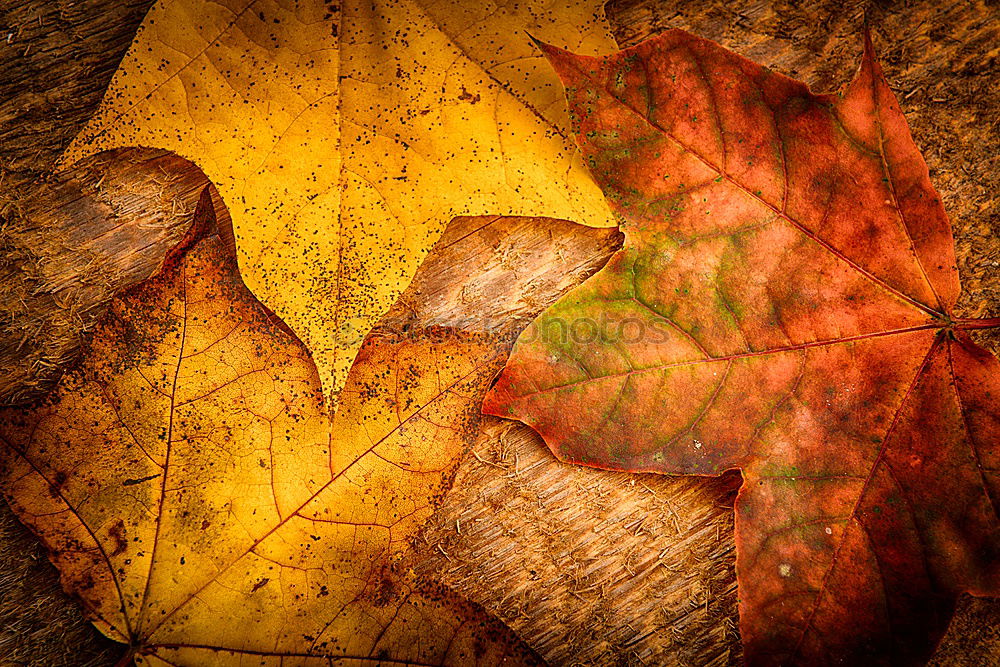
[
  {"left": 0, "top": 190, "right": 541, "bottom": 665},
  {"left": 484, "top": 29, "right": 1000, "bottom": 665}
]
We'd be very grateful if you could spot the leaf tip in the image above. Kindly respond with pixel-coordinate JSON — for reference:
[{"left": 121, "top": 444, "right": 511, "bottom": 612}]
[
  {"left": 527, "top": 32, "right": 578, "bottom": 75},
  {"left": 480, "top": 373, "right": 506, "bottom": 418},
  {"left": 158, "top": 185, "right": 216, "bottom": 274},
  {"left": 482, "top": 365, "right": 526, "bottom": 427},
  {"left": 862, "top": 21, "right": 876, "bottom": 63}
]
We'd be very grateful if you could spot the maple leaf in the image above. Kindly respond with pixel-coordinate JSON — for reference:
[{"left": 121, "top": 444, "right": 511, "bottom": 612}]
[
  {"left": 58, "top": 0, "right": 619, "bottom": 408},
  {"left": 483, "top": 30, "right": 1000, "bottom": 664},
  {"left": 0, "top": 189, "right": 539, "bottom": 666}
]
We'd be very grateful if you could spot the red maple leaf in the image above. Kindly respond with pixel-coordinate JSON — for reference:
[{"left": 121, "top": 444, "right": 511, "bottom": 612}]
[{"left": 484, "top": 29, "right": 1000, "bottom": 665}]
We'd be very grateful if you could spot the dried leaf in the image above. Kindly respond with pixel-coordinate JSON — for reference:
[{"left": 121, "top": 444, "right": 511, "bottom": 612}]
[
  {"left": 59, "top": 0, "right": 618, "bottom": 407},
  {"left": 485, "top": 30, "right": 1000, "bottom": 664},
  {"left": 0, "top": 190, "right": 537, "bottom": 665}
]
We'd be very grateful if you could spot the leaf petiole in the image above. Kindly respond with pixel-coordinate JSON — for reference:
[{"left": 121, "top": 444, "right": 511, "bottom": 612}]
[{"left": 954, "top": 317, "right": 1000, "bottom": 330}]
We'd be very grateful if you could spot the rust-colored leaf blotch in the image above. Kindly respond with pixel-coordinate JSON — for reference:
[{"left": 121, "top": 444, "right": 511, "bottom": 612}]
[{"left": 484, "top": 30, "right": 1000, "bottom": 665}]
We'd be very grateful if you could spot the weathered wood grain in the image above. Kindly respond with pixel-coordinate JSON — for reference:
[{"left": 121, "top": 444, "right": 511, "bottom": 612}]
[
  {"left": 0, "top": 149, "right": 221, "bottom": 405},
  {"left": 1, "top": 0, "right": 998, "bottom": 665},
  {"left": 0, "top": 0, "right": 153, "bottom": 173},
  {"left": 412, "top": 428, "right": 743, "bottom": 666}
]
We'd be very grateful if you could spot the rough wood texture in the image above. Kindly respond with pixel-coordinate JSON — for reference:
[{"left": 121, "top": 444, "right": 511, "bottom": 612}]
[
  {"left": 0, "top": 0, "right": 193, "bottom": 406},
  {"left": 0, "top": 0, "right": 153, "bottom": 173},
  {"left": 413, "top": 431, "right": 743, "bottom": 665},
  {"left": 0, "top": 149, "right": 219, "bottom": 405},
  {"left": 1, "top": 0, "right": 999, "bottom": 665}
]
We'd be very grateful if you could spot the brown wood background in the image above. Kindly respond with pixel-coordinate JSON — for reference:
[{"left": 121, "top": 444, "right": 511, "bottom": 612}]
[{"left": 1, "top": 0, "right": 998, "bottom": 664}]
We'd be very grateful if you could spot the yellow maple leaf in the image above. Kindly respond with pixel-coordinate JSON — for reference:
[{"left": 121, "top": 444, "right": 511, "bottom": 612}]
[
  {"left": 0, "top": 190, "right": 537, "bottom": 665},
  {"left": 60, "top": 0, "right": 617, "bottom": 408}
]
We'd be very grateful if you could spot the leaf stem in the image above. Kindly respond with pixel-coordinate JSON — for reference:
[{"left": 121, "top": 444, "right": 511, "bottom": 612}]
[
  {"left": 113, "top": 647, "right": 137, "bottom": 667},
  {"left": 955, "top": 317, "right": 1000, "bottom": 330}
]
